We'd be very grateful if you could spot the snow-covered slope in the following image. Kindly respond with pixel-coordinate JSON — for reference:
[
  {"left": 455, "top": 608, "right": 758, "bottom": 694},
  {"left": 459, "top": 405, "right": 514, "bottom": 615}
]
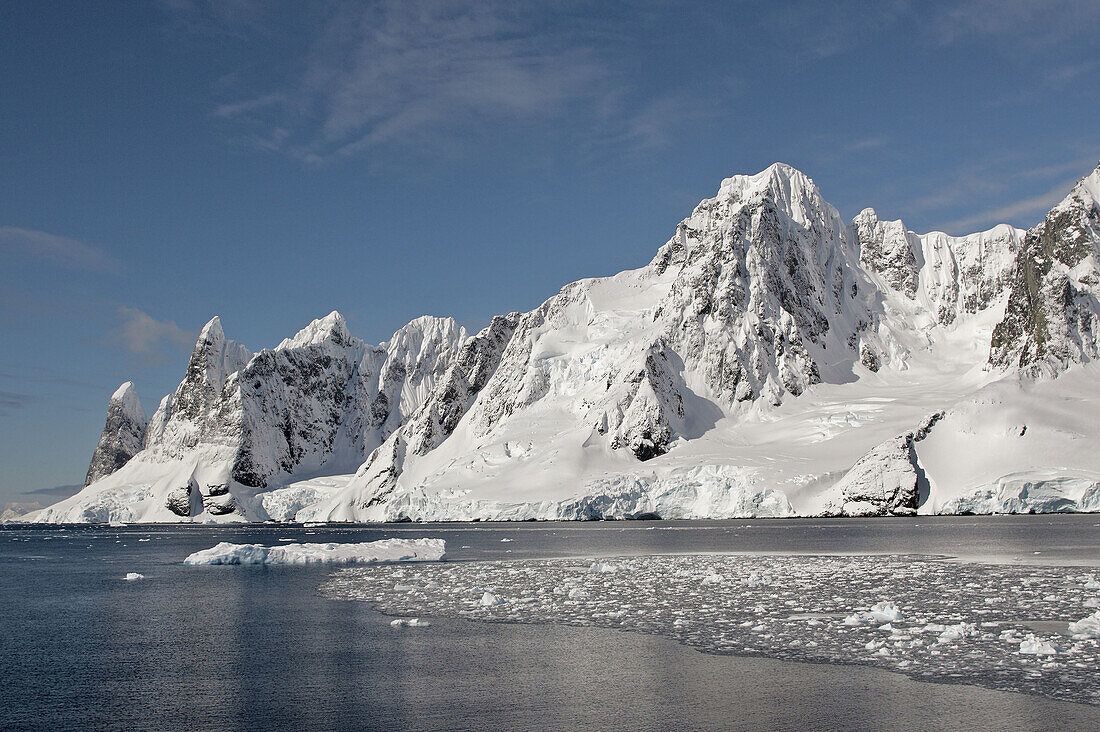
[{"left": 39, "top": 162, "right": 1100, "bottom": 523}]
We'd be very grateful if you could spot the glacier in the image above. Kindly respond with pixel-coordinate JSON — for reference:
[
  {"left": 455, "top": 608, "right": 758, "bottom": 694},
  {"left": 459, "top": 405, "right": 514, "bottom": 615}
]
[{"left": 35, "top": 161, "right": 1100, "bottom": 523}]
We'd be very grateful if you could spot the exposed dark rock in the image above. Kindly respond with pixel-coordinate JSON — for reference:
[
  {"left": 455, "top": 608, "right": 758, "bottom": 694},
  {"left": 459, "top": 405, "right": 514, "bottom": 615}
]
[
  {"left": 85, "top": 382, "right": 148, "bottom": 486},
  {"left": 165, "top": 482, "right": 197, "bottom": 517}
]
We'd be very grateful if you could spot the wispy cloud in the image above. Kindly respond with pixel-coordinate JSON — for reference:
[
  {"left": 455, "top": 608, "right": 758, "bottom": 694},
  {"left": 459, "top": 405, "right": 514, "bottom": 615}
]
[
  {"left": 207, "top": 1, "right": 612, "bottom": 162},
  {"left": 939, "top": 178, "right": 1081, "bottom": 233},
  {"left": 21, "top": 484, "right": 81, "bottom": 500},
  {"left": 0, "top": 390, "right": 35, "bottom": 417},
  {"left": 0, "top": 370, "right": 104, "bottom": 392},
  {"left": 109, "top": 307, "right": 197, "bottom": 362},
  {"left": 845, "top": 136, "right": 890, "bottom": 153},
  {"left": 899, "top": 151, "right": 1099, "bottom": 230},
  {"left": 755, "top": 0, "right": 1099, "bottom": 64},
  {"left": 0, "top": 227, "right": 117, "bottom": 272},
  {"left": 770, "top": 1, "right": 913, "bottom": 60},
  {"left": 171, "top": 0, "right": 728, "bottom": 165},
  {"left": 927, "top": 0, "right": 1100, "bottom": 47}
]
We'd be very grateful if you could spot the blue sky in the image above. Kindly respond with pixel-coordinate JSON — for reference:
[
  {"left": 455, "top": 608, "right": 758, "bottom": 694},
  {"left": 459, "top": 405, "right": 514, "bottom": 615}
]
[{"left": 1, "top": 0, "right": 1098, "bottom": 505}]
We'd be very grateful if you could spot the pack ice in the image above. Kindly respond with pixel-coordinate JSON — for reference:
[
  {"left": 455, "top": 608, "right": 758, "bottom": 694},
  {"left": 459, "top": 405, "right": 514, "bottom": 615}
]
[
  {"left": 39, "top": 162, "right": 1100, "bottom": 523},
  {"left": 323, "top": 553, "right": 1100, "bottom": 706}
]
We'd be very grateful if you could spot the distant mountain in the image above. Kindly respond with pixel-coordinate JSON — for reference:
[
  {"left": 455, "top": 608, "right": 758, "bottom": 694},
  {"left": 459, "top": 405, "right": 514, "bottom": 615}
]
[{"left": 38, "top": 162, "right": 1100, "bottom": 523}]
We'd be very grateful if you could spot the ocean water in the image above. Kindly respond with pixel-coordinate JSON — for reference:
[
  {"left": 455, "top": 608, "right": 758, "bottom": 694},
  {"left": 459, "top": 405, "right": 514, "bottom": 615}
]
[{"left": 2, "top": 517, "right": 1099, "bottom": 731}]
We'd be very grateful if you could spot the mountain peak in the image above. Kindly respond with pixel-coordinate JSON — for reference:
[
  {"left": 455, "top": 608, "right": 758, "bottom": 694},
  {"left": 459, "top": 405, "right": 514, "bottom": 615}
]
[
  {"left": 1073, "top": 162, "right": 1100, "bottom": 206},
  {"left": 109, "top": 380, "right": 144, "bottom": 420},
  {"left": 198, "top": 316, "right": 224, "bottom": 344},
  {"left": 712, "top": 162, "right": 833, "bottom": 229},
  {"left": 279, "top": 310, "right": 352, "bottom": 350},
  {"left": 111, "top": 380, "right": 138, "bottom": 402}
]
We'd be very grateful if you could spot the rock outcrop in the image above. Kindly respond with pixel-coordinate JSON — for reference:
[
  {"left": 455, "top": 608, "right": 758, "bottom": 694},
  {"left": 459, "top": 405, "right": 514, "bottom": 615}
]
[
  {"left": 84, "top": 382, "right": 147, "bottom": 485},
  {"left": 990, "top": 164, "right": 1100, "bottom": 373}
]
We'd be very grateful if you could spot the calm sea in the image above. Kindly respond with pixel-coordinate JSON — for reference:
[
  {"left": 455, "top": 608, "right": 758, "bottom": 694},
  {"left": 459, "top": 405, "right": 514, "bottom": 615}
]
[{"left": 2, "top": 516, "right": 1099, "bottom": 731}]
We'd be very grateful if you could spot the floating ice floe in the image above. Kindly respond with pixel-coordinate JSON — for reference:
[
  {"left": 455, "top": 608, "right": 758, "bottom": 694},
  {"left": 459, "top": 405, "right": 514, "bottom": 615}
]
[
  {"left": 321, "top": 553, "right": 1100, "bottom": 706},
  {"left": 844, "top": 602, "right": 902, "bottom": 626},
  {"left": 936, "top": 622, "right": 978, "bottom": 643},
  {"left": 589, "top": 562, "right": 618, "bottom": 573},
  {"left": 183, "top": 538, "right": 445, "bottom": 565},
  {"left": 1019, "top": 634, "right": 1059, "bottom": 655},
  {"left": 1069, "top": 610, "right": 1100, "bottom": 639},
  {"left": 123, "top": 572, "right": 145, "bottom": 581},
  {"left": 480, "top": 592, "right": 504, "bottom": 607},
  {"left": 390, "top": 618, "right": 429, "bottom": 628}
]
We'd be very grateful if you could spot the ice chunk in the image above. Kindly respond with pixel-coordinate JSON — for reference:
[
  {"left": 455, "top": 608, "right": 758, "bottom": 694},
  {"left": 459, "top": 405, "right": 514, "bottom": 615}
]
[
  {"left": 480, "top": 592, "right": 504, "bottom": 607},
  {"left": 183, "top": 538, "right": 445, "bottom": 565},
  {"left": 123, "top": 572, "right": 145, "bottom": 581},
  {"left": 1019, "top": 634, "right": 1058, "bottom": 655},
  {"left": 937, "top": 622, "right": 978, "bottom": 643},
  {"left": 589, "top": 562, "right": 618, "bottom": 573},
  {"left": 844, "top": 601, "right": 902, "bottom": 626},
  {"left": 1068, "top": 610, "right": 1100, "bottom": 638},
  {"left": 390, "top": 618, "right": 429, "bottom": 628}
]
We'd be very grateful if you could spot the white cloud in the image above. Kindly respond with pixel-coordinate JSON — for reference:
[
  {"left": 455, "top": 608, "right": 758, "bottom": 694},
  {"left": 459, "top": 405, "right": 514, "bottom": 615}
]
[
  {"left": 110, "top": 307, "right": 197, "bottom": 362},
  {"left": 0, "top": 227, "right": 117, "bottom": 272}
]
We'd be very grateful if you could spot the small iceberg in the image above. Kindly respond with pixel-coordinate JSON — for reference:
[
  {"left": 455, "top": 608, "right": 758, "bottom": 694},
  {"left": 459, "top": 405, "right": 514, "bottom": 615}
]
[
  {"left": 844, "top": 601, "right": 902, "bottom": 626},
  {"left": 390, "top": 618, "right": 430, "bottom": 628},
  {"left": 936, "top": 622, "right": 978, "bottom": 643},
  {"left": 480, "top": 592, "right": 504, "bottom": 607},
  {"left": 183, "top": 538, "right": 445, "bottom": 566},
  {"left": 1069, "top": 610, "right": 1100, "bottom": 639},
  {"left": 123, "top": 572, "right": 145, "bottom": 581},
  {"left": 1019, "top": 634, "right": 1058, "bottom": 655}
]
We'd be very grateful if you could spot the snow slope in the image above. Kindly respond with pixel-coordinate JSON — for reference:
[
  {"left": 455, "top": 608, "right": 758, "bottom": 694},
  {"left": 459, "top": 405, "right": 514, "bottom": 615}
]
[{"left": 39, "top": 162, "right": 1100, "bottom": 522}]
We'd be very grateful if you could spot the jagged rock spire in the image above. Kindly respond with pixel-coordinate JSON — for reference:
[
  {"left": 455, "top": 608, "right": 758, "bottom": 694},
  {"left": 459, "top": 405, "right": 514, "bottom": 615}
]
[{"left": 84, "top": 382, "right": 147, "bottom": 485}]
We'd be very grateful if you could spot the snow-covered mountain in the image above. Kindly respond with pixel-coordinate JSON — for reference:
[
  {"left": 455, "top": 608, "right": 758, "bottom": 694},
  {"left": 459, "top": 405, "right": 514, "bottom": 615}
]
[
  {"left": 38, "top": 312, "right": 466, "bottom": 522},
  {"left": 38, "top": 162, "right": 1100, "bottom": 523}
]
